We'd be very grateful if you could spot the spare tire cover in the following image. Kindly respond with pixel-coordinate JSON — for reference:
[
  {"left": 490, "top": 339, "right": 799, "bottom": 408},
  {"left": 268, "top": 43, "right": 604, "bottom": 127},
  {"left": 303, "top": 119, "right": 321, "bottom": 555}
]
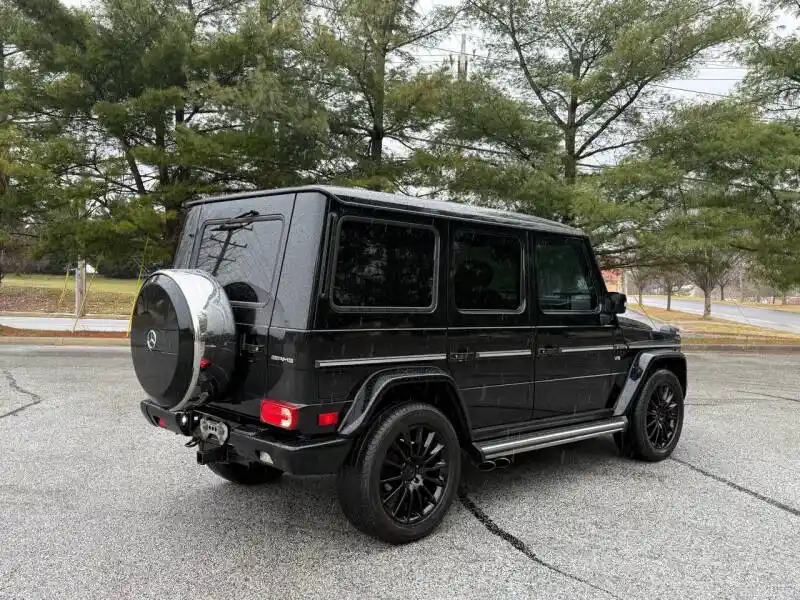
[{"left": 131, "top": 269, "right": 236, "bottom": 411}]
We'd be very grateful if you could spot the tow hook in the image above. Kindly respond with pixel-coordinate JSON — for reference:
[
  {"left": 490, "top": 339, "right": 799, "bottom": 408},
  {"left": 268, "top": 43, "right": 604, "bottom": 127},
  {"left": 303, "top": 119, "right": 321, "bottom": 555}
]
[{"left": 196, "top": 441, "right": 227, "bottom": 465}]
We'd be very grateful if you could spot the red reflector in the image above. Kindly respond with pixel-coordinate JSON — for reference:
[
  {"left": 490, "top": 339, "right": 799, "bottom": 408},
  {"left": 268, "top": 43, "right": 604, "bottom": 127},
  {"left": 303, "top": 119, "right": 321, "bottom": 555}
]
[
  {"left": 260, "top": 400, "right": 298, "bottom": 430},
  {"left": 158, "top": 417, "right": 168, "bottom": 428},
  {"left": 200, "top": 358, "right": 211, "bottom": 370},
  {"left": 318, "top": 412, "right": 338, "bottom": 427}
]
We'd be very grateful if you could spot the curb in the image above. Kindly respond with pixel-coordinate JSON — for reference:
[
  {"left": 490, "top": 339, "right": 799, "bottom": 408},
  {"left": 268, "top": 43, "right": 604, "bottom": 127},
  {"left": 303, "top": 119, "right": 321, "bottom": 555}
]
[
  {"left": 0, "top": 336, "right": 129, "bottom": 347},
  {"left": 683, "top": 344, "right": 800, "bottom": 353},
  {"left": 0, "top": 311, "right": 129, "bottom": 320}
]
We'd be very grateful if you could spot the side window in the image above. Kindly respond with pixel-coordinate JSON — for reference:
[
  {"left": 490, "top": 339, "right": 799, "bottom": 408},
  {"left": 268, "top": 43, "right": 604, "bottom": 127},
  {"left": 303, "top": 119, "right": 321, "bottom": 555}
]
[
  {"left": 331, "top": 218, "right": 437, "bottom": 310},
  {"left": 452, "top": 229, "right": 522, "bottom": 311},
  {"left": 535, "top": 237, "right": 598, "bottom": 312}
]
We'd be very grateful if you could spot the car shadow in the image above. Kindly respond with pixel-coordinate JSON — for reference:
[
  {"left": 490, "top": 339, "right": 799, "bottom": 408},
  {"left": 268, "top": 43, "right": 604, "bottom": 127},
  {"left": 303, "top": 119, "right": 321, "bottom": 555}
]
[{"left": 162, "top": 436, "right": 626, "bottom": 549}]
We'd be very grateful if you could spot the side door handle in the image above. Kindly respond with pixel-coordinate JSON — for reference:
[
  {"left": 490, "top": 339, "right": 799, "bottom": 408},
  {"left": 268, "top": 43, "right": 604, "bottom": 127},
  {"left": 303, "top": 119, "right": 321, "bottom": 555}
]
[
  {"left": 537, "top": 346, "right": 560, "bottom": 357},
  {"left": 449, "top": 351, "right": 476, "bottom": 363}
]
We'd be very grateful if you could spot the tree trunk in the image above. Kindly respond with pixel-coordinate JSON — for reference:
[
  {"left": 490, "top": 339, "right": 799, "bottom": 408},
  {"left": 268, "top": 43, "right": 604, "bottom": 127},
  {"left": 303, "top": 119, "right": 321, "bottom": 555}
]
[
  {"left": 719, "top": 285, "right": 725, "bottom": 302},
  {"left": 666, "top": 288, "right": 672, "bottom": 311},
  {"left": 369, "top": 54, "right": 386, "bottom": 170},
  {"left": 638, "top": 288, "right": 643, "bottom": 306},
  {"left": 563, "top": 128, "right": 577, "bottom": 185},
  {"left": 562, "top": 57, "right": 580, "bottom": 186},
  {"left": 155, "top": 112, "right": 168, "bottom": 186},
  {"left": 703, "top": 289, "right": 712, "bottom": 318}
]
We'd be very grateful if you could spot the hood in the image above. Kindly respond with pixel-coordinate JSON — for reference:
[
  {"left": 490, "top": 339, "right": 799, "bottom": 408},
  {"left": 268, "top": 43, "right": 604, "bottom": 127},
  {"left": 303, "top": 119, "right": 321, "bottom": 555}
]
[{"left": 618, "top": 315, "right": 681, "bottom": 344}]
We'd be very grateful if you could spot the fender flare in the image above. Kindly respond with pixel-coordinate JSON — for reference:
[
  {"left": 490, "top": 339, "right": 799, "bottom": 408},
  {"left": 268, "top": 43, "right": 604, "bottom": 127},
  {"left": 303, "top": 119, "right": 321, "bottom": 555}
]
[
  {"left": 612, "top": 349, "right": 687, "bottom": 417},
  {"left": 338, "top": 366, "right": 472, "bottom": 440}
]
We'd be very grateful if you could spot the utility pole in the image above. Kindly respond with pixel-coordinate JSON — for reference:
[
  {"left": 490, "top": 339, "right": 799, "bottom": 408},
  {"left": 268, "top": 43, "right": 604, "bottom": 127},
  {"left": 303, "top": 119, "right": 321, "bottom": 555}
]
[
  {"left": 457, "top": 33, "right": 468, "bottom": 80},
  {"left": 74, "top": 259, "right": 87, "bottom": 317}
]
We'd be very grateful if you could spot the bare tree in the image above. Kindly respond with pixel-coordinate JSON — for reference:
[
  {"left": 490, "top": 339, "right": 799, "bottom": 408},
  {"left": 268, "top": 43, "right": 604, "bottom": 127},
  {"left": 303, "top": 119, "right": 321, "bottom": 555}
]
[
  {"left": 684, "top": 248, "right": 739, "bottom": 318},
  {"left": 656, "top": 266, "right": 687, "bottom": 311}
]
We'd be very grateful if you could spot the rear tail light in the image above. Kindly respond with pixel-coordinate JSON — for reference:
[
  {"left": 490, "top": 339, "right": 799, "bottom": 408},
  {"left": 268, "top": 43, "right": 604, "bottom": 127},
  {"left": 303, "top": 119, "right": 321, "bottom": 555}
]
[
  {"left": 260, "top": 400, "right": 298, "bottom": 429},
  {"left": 318, "top": 412, "right": 339, "bottom": 427}
]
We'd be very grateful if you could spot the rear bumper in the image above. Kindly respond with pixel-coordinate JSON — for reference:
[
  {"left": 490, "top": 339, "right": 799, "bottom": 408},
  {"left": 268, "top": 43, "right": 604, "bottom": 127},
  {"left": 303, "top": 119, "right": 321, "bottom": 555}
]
[{"left": 140, "top": 400, "right": 352, "bottom": 476}]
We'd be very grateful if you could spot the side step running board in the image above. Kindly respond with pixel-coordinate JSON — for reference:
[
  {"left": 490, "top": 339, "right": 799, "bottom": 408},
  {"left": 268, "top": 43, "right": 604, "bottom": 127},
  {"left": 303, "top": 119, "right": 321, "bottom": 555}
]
[{"left": 476, "top": 417, "right": 628, "bottom": 460}]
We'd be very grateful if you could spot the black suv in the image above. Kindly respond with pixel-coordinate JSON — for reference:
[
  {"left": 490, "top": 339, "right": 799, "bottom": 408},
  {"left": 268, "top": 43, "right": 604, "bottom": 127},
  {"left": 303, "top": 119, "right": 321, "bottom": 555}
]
[{"left": 131, "top": 186, "right": 685, "bottom": 543}]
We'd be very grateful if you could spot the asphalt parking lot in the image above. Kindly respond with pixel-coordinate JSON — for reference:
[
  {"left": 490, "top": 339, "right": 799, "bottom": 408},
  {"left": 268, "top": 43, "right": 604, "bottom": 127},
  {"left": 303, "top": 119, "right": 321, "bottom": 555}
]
[{"left": 1, "top": 347, "right": 798, "bottom": 600}]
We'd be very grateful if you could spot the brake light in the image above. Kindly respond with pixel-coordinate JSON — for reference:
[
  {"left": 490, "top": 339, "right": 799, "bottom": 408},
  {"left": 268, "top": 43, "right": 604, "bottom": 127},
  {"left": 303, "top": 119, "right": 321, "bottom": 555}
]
[
  {"left": 318, "top": 412, "right": 338, "bottom": 427},
  {"left": 200, "top": 358, "right": 211, "bottom": 370},
  {"left": 260, "top": 400, "right": 298, "bottom": 429},
  {"left": 158, "top": 417, "right": 168, "bottom": 428}
]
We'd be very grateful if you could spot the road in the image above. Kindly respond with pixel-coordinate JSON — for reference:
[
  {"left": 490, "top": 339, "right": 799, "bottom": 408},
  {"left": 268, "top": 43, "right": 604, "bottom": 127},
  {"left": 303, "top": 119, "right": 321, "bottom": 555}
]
[
  {"left": 0, "top": 315, "right": 129, "bottom": 332},
  {"left": 1, "top": 347, "right": 799, "bottom": 600},
  {"left": 642, "top": 296, "right": 800, "bottom": 334}
]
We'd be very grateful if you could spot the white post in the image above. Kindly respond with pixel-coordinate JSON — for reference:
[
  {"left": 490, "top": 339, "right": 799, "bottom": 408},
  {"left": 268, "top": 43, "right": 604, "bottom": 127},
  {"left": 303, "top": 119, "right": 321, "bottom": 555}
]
[{"left": 74, "top": 259, "right": 87, "bottom": 317}]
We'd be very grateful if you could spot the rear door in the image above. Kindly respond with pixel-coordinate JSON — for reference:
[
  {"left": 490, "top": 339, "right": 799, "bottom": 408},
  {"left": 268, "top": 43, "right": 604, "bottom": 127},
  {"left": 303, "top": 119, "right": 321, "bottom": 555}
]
[
  {"left": 533, "top": 234, "right": 618, "bottom": 419},
  {"left": 447, "top": 224, "right": 533, "bottom": 430},
  {"left": 192, "top": 193, "right": 296, "bottom": 418}
]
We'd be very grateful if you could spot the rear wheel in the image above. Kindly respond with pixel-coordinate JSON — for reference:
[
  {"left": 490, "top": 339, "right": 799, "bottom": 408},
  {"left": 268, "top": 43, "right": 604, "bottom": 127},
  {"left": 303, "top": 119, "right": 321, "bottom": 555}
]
[
  {"left": 207, "top": 462, "right": 282, "bottom": 485},
  {"left": 337, "top": 402, "right": 461, "bottom": 544},
  {"left": 616, "top": 369, "right": 684, "bottom": 461}
]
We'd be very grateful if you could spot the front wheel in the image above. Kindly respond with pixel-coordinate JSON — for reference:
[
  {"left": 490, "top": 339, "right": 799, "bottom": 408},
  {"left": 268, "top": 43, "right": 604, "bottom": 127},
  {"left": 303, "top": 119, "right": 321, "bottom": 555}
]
[
  {"left": 616, "top": 369, "right": 684, "bottom": 462},
  {"left": 207, "top": 461, "right": 282, "bottom": 485},
  {"left": 337, "top": 402, "right": 461, "bottom": 544}
]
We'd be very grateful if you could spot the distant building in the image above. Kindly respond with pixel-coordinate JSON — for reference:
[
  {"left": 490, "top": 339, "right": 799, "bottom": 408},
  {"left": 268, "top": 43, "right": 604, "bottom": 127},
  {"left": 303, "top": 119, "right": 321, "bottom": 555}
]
[{"left": 603, "top": 269, "right": 621, "bottom": 292}]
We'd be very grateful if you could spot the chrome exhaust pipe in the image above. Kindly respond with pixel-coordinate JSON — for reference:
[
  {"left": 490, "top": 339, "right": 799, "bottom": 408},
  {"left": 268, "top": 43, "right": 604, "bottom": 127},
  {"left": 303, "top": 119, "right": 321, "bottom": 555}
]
[
  {"left": 494, "top": 456, "right": 512, "bottom": 469},
  {"left": 477, "top": 460, "right": 497, "bottom": 472}
]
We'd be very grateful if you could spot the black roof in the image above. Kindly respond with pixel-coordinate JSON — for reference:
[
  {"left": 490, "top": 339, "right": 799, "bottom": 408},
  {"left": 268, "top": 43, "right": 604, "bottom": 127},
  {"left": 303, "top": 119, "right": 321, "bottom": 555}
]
[{"left": 188, "top": 185, "right": 584, "bottom": 236}]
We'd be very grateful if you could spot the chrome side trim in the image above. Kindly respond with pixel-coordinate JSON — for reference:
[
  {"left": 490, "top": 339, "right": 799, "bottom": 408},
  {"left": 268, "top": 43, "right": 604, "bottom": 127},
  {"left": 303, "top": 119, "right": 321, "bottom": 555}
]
[
  {"left": 461, "top": 381, "right": 531, "bottom": 390},
  {"left": 315, "top": 353, "right": 447, "bottom": 368},
  {"left": 479, "top": 417, "right": 628, "bottom": 459},
  {"left": 537, "top": 372, "right": 627, "bottom": 384},
  {"left": 627, "top": 342, "right": 681, "bottom": 350},
  {"left": 475, "top": 349, "right": 532, "bottom": 359},
  {"left": 558, "top": 345, "right": 616, "bottom": 354}
]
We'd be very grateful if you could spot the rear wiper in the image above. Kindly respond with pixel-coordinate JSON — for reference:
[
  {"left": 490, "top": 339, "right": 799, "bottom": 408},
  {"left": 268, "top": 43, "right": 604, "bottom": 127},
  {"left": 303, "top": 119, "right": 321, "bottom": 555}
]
[{"left": 212, "top": 210, "right": 259, "bottom": 231}]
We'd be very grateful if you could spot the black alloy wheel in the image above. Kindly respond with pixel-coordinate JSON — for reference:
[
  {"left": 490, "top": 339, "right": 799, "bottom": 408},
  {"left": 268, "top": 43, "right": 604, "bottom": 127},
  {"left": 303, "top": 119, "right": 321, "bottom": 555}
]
[
  {"left": 616, "top": 368, "right": 684, "bottom": 462},
  {"left": 337, "top": 402, "right": 461, "bottom": 544},
  {"left": 646, "top": 381, "right": 680, "bottom": 450},
  {"left": 379, "top": 424, "right": 450, "bottom": 525}
]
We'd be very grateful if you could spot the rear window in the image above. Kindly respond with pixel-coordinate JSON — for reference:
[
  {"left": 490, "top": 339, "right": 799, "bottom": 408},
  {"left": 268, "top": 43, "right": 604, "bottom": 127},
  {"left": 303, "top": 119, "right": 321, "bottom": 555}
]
[
  {"left": 331, "top": 218, "right": 437, "bottom": 310},
  {"left": 195, "top": 218, "right": 284, "bottom": 303},
  {"left": 452, "top": 230, "right": 522, "bottom": 311}
]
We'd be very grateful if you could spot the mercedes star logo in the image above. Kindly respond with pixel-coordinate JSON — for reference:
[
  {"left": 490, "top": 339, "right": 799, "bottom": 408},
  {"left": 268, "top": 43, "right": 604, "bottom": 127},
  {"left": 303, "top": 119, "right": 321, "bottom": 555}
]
[{"left": 146, "top": 329, "right": 158, "bottom": 351}]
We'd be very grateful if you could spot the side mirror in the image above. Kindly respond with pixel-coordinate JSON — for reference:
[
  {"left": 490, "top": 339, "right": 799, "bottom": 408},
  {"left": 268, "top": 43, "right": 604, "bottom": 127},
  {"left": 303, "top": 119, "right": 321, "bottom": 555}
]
[{"left": 603, "top": 292, "right": 627, "bottom": 315}]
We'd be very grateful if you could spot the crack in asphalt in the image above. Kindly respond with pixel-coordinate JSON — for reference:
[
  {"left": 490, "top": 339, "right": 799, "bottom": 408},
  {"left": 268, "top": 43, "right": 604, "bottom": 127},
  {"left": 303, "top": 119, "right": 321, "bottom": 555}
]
[
  {"left": 735, "top": 390, "right": 799, "bottom": 403},
  {"left": 669, "top": 458, "right": 800, "bottom": 517},
  {"left": 458, "top": 489, "right": 624, "bottom": 600},
  {"left": 0, "top": 369, "right": 44, "bottom": 419}
]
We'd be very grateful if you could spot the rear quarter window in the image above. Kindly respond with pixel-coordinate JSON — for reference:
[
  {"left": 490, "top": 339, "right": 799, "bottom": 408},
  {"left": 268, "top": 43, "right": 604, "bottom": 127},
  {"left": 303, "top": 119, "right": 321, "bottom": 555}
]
[{"left": 331, "top": 218, "right": 438, "bottom": 311}]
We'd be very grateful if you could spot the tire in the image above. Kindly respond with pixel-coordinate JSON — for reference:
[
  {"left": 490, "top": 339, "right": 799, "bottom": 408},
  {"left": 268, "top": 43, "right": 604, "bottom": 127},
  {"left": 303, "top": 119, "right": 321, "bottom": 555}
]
[
  {"left": 207, "top": 461, "right": 282, "bottom": 485},
  {"left": 616, "top": 369, "right": 684, "bottom": 462},
  {"left": 337, "top": 402, "right": 461, "bottom": 544}
]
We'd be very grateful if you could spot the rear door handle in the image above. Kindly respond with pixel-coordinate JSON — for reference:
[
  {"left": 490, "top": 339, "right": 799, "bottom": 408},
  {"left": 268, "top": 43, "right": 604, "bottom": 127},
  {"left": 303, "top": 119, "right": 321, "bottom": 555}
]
[{"left": 537, "top": 346, "right": 560, "bottom": 357}]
